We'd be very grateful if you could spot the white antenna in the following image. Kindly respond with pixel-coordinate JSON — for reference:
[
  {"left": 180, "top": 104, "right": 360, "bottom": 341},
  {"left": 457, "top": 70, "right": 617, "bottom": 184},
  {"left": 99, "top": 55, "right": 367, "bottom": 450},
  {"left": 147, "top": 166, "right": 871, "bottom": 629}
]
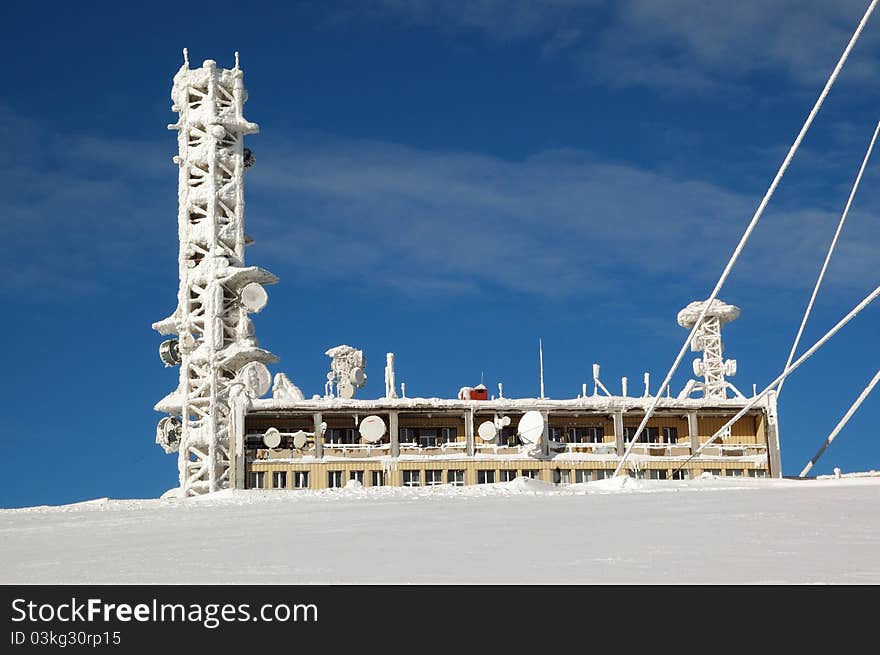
[
  {"left": 539, "top": 338, "right": 545, "bottom": 399},
  {"left": 643, "top": 372, "right": 650, "bottom": 397},
  {"left": 621, "top": 376, "right": 628, "bottom": 397},
  {"left": 182, "top": 47, "right": 189, "bottom": 67},
  {"left": 498, "top": 382, "right": 504, "bottom": 399},
  {"left": 582, "top": 383, "right": 587, "bottom": 398}
]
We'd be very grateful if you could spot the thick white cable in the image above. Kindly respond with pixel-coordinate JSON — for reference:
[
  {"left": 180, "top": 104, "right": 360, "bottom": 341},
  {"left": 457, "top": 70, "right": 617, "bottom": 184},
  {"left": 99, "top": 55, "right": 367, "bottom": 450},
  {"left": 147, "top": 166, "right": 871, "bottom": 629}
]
[
  {"left": 799, "top": 367, "right": 880, "bottom": 477},
  {"left": 673, "top": 282, "right": 880, "bottom": 473},
  {"left": 778, "top": 119, "right": 880, "bottom": 396},
  {"left": 613, "top": 0, "right": 878, "bottom": 478}
]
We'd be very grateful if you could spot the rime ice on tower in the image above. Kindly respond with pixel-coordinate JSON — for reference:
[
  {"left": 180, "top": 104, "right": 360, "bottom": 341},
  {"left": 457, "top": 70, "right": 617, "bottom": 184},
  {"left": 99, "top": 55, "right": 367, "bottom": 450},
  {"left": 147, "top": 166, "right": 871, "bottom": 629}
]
[
  {"left": 677, "top": 299, "right": 742, "bottom": 400},
  {"left": 152, "top": 51, "right": 278, "bottom": 496}
]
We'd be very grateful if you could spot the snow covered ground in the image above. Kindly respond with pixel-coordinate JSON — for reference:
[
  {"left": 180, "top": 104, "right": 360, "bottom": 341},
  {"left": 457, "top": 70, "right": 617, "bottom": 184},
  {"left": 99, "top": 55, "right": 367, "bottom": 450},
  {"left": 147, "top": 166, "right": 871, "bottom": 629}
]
[{"left": 2, "top": 475, "right": 879, "bottom": 584}]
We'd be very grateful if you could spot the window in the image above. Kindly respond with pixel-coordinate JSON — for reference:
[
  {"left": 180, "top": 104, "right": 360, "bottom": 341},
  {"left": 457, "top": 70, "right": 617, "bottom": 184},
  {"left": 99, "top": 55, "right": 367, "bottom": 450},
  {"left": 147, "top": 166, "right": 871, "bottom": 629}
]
[
  {"left": 440, "top": 427, "right": 458, "bottom": 444},
  {"left": 399, "top": 428, "right": 417, "bottom": 445},
  {"left": 519, "top": 469, "right": 539, "bottom": 479},
  {"left": 568, "top": 427, "right": 605, "bottom": 443},
  {"left": 672, "top": 469, "right": 690, "bottom": 480},
  {"left": 726, "top": 468, "right": 744, "bottom": 478},
  {"left": 447, "top": 470, "right": 465, "bottom": 486},
  {"left": 553, "top": 469, "right": 571, "bottom": 484},
  {"left": 646, "top": 469, "right": 668, "bottom": 480},
  {"left": 425, "top": 470, "right": 443, "bottom": 486},
  {"left": 500, "top": 427, "right": 518, "bottom": 446},
  {"left": 703, "top": 469, "right": 722, "bottom": 477},
  {"left": 419, "top": 429, "right": 437, "bottom": 447},
  {"left": 548, "top": 427, "right": 564, "bottom": 442},
  {"left": 575, "top": 469, "right": 608, "bottom": 483},
  {"left": 748, "top": 469, "right": 767, "bottom": 478},
  {"left": 662, "top": 426, "right": 679, "bottom": 444},
  {"left": 249, "top": 471, "right": 265, "bottom": 489},
  {"left": 272, "top": 471, "right": 287, "bottom": 489},
  {"left": 371, "top": 470, "right": 385, "bottom": 486},
  {"left": 624, "top": 426, "right": 659, "bottom": 442},
  {"left": 350, "top": 470, "right": 364, "bottom": 484},
  {"left": 500, "top": 469, "right": 518, "bottom": 482},
  {"left": 327, "top": 470, "right": 343, "bottom": 488},
  {"left": 293, "top": 471, "right": 309, "bottom": 489},
  {"left": 477, "top": 469, "right": 495, "bottom": 484},
  {"left": 402, "top": 470, "right": 421, "bottom": 487},
  {"left": 326, "top": 428, "right": 359, "bottom": 445}
]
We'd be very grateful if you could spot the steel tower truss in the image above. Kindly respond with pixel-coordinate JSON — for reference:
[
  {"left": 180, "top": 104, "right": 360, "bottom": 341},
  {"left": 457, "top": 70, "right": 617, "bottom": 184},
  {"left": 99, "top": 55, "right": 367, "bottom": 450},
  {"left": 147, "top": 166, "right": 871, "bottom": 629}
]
[{"left": 153, "top": 53, "right": 277, "bottom": 496}]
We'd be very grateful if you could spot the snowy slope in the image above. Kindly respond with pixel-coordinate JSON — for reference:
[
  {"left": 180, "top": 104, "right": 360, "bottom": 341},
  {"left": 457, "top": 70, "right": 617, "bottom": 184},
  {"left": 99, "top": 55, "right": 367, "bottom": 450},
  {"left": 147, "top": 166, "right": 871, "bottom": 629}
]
[{"left": 2, "top": 476, "right": 879, "bottom": 584}]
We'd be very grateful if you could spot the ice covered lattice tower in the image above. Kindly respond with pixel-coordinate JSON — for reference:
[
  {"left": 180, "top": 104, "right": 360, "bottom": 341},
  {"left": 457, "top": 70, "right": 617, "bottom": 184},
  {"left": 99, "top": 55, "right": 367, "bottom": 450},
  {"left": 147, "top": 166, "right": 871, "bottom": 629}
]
[
  {"left": 152, "top": 51, "right": 278, "bottom": 496},
  {"left": 677, "top": 299, "right": 740, "bottom": 399}
]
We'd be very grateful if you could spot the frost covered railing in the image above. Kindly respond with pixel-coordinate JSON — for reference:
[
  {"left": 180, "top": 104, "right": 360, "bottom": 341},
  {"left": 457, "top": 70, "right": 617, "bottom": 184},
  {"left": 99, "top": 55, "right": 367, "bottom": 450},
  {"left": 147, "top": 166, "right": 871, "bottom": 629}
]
[
  {"left": 548, "top": 441, "right": 618, "bottom": 455},
  {"left": 323, "top": 443, "right": 391, "bottom": 457},
  {"left": 399, "top": 441, "right": 468, "bottom": 454}
]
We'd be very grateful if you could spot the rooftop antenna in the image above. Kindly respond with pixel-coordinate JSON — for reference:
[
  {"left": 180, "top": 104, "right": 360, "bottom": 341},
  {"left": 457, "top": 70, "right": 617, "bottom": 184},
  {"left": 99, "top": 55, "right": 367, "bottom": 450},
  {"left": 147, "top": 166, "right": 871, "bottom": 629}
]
[
  {"left": 182, "top": 47, "right": 189, "bottom": 67},
  {"left": 234, "top": 51, "right": 240, "bottom": 70},
  {"left": 539, "top": 338, "right": 545, "bottom": 399}
]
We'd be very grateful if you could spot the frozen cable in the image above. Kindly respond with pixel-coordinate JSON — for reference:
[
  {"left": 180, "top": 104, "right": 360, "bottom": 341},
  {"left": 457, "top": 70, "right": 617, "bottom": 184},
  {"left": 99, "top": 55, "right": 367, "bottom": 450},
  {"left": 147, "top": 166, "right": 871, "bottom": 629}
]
[
  {"left": 612, "top": 0, "right": 878, "bottom": 478},
  {"left": 778, "top": 119, "right": 880, "bottom": 396},
  {"left": 799, "top": 367, "right": 880, "bottom": 477}
]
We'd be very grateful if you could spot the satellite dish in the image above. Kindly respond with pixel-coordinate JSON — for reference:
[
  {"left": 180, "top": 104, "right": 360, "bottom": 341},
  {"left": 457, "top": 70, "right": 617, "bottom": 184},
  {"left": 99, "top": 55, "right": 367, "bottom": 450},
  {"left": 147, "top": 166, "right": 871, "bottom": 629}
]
[
  {"left": 292, "top": 430, "right": 308, "bottom": 450},
  {"left": 359, "top": 415, "right": 386, "bottom": 443},
  {"left": 263, "top": 427, "right": 282, "bottom": 449},
  {"left": 477, "top": 420, "right": 498, "bottom": 441},
  {"left": 349, "top": 367, "right": 366, "bottom": 387},
  {"left": 240, "top": 283, "right": 268, "bottom": 313},
  {"left": 239, "top": 361, "right": 271, "bottom": 397},
  {"left": 497, "top": 415, "right": 511, "bottom": 428},
  {"left": 517, "top": 410, "right": 545, "bottom": 446},
  {"left": 692, "top": 358, "right": 704, "bottom": 377},
  {"left": 338, "top": 380, "right": 355, "bottom": 399},
  {"left": 158, "top": 339, "right": 181, "bottom": 367},
  {"left": 155, "top": 416, "right": 181, "bottom": 453},
  {"left": 724, "top": 359, "right": 737, "bottom": 377}
]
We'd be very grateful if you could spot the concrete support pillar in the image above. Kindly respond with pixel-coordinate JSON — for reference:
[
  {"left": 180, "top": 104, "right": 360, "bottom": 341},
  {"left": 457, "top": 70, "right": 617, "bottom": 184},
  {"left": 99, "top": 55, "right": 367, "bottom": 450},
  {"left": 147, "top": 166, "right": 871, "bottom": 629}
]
[
  {"left": 613, "top": 411, "right": 624, "bottom": 455},
  {"left": 465, "top": 408, "right": 475, "bottom": 457},
  {"left": 229, "top": 397, "right": 247, "bottom": 489},
  {"left": 313, "top": 412, "right": 323, "bottom": 459},
  {"left": 390, "top": 411, "right": 400, "bottom": 458},
  {"left": 540, "top": 410, "right": 550, "bottom": 457},
  {"left": 687, "top": 411, "right": 699, "bottom": 454},
  {"left": 766, "top": 391, "right": 783, "bottom": 478}
]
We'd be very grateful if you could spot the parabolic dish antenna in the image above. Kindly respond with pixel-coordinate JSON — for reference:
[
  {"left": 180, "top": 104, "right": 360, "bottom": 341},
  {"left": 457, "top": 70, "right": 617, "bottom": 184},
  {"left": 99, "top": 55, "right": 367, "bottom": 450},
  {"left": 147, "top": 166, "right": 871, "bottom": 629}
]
[
  {"left": 239, "top": 361, "right": 271, "bottom": 397},
  {"left": 359, "top": 415, "right": 387, "bottom": 443},
  {"left": 158, "top": 339, "right": 181, "bottom": 367},
  {"left": 477, "top": 420, "right": 498, "bottom": 441},
  {"left": 240, "top": 282, "right": 268, "bottom": 313},
  {"left": 518, "top": 410, "right": 545, "bottom": 446},
  {"left": 263, "top": 427, "right": 282, "bottom": 449},
  {"left": 292, "top": 430, "right": 308, "bottom": 450},
  {"left": 498, "top": 415, "right": 511, "bottom": 428},
  {"left": 349, "top": 367, "right": 366, "bottom": 387}
]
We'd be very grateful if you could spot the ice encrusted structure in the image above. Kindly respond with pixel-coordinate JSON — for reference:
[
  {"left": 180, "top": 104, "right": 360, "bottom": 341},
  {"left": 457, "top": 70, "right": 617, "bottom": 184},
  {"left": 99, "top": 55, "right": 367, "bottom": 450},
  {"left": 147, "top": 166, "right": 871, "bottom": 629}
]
[{"left": 152, "top": 52, "right": 278, "bottom": 496}]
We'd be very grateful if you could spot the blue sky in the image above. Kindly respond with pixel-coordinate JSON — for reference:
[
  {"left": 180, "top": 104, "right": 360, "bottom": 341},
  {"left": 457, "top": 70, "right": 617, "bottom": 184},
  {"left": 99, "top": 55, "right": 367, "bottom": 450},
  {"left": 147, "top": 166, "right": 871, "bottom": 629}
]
[{"left": 2, "top": 0, "right": 880, "bottom": 507}]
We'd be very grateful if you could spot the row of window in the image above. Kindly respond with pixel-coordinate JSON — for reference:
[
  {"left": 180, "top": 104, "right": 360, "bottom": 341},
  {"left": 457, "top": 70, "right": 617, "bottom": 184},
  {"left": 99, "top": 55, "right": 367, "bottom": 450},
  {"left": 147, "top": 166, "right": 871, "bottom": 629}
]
[{"left": 250, "top": 466, "right": 768, "bottom": 489}]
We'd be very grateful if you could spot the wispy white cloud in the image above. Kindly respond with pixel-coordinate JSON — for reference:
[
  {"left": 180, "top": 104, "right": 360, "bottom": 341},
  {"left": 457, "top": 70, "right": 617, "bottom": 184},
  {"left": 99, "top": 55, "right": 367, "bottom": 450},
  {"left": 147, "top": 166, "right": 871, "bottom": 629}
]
[
  {"left": 354, "top": 0, "right": 880, "bottom": 92},
  {"left": 250, "top": 134, "right": 880, "bottom": 301}
]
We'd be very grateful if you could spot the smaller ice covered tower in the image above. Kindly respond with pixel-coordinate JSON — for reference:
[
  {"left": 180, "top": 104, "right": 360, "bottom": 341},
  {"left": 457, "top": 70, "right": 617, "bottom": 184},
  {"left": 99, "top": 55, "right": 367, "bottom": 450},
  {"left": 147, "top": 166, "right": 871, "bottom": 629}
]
[
  {"left": 152, "top": 51, "right": 278, "bottom": 496},
  {"left": 677, "top": 299, "right": 740, "bottom": 399}
]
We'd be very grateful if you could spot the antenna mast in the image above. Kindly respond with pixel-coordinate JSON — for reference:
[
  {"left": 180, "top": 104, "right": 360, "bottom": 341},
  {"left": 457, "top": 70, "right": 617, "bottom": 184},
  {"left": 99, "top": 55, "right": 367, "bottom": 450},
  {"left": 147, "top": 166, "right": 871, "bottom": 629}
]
[
  {"left": 153, "top": 53, "right": 278, "bottom": 496},
  {"left": 539, "top": 338, "right": 545, "bottom": 399}
]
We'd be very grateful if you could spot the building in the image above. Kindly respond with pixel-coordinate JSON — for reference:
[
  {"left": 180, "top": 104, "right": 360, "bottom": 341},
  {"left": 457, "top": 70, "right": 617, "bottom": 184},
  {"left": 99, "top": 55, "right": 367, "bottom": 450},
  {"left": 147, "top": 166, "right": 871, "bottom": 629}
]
[{"left": 153, "top": 54, "right": 782, "bottom": 496}]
